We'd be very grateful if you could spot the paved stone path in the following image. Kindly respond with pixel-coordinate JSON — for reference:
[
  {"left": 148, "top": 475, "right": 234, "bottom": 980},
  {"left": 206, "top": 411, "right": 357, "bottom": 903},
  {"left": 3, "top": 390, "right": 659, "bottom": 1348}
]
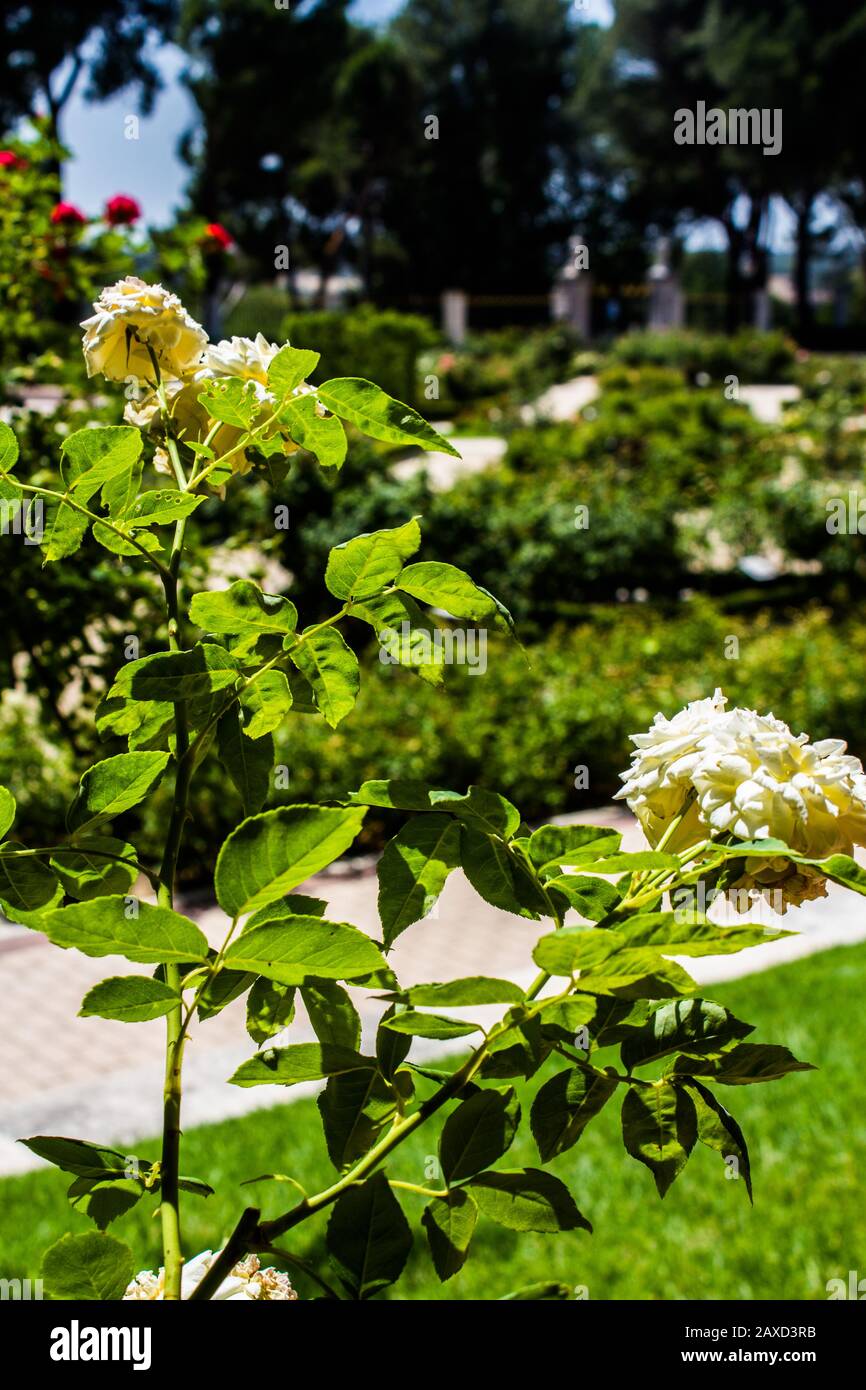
[{"left": 2, "top": 804, "right": 864, "bottom": 1176}]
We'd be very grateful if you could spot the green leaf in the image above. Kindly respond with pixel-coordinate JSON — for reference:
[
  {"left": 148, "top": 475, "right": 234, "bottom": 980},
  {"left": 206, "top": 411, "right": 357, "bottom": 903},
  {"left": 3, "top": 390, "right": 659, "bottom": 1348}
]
[
  {"left": 41, "top": 1231, "right": 134, "bottom": 1301},
  {"left": 545, "top": 874, "right": 623, "bottom": 922},
  {"left": 190, "top": 581, "right": 297, "bottom": 639},
  {"left": 687, "top": 1079, "right": 754, "bottom": 1202},
  {"left": 268, "top": 343, "right": 320, "bottom": 395},
  {"left": 532, "top": 926, "right": 698, "bottom": 997},
  {"left": 21, "top": 1135, "right": 132, "bottom": 1179},
  {"left": 440, "top": 1086, "right": 520, "bottom": 1182},
  {"left": 61, "top": 426, "right": 142, "bottom": 495},
  {"left": 576, "top": 851, "right": 680, "bottom": 874},
  {"left": 377, "top": 813, "right": 462, "bottom": 948},
  {"left": 621, "top": 999, "right": 755, "bottom": 1071},
  {"left": 316, "top": 377, "right": 459, "bottom": 456},
  {"left": 617, "top": 911, "right": 784, "bottom": 957},
  {"left": 217, "top": 708, "right": 273, "bottom": 815},
  {"left": 244, "top": 892, "right": 327, "bottom": 931},
  {"left": 288, "top": 627, "right": 359, "bottom": 728},
  {"left": 128, "top": 490, "right": 204, "bottom": 528},
  {"left": 280, "top": 393, "right": 347, "bottom": 468},
  {"left": 41, "top": 897, "right": 209, "bottom": 964},
  {"left": 198, "top": 377, "right": 259, "bottom": 429},
  {"left": 229, "top": 1041, "right": 371, "bottom": 1088},
  {"left": 67, "top": 751, "right": 170, "bottom": 834},
  {"left": 400, "top": 977, "right": 524, "bottom": 1008},
  {"left": 0, "top": 786, "right": 15, "bottom": 840},
  {"left": 350, "top": 590, "right": 445, "bottom": 685},
  {"left": 376, "top": 1008, "right": 412, "bottom": 1079},
  {"left": 0, "top": 844, "right": 59, "bottom": 913},
  {"left": 428, "top": 786, "right": 522, "bottom": 838},
  {"left": 499, "top": 1281, "right": 573, "bottom": 1301},
  {"left": 197, "top": 967, "right": 255, "bottom": 1022},
  {"left": 326, "top": 1171, "right": 413, "bottom": 1298},
  {"left": 246, "top": 978, "right": 296, "bottom": 1045},
  {"left": 68, "top": 1178, "right": 143, "bottom": 1230},
  {"left": 326, "top": 525, "right": 415, "bottom": 600},
  {"left": 49, "top": 837, "right": 138, "bottom": 901},
  {"left": 79, "top": 975, "right": 180, "bottom": 1023},
  {"left": 224, "top": 916, "right": 386, "bottom": 985},
  {"left": 468, "top": 1169, "right": 591, "bottom": 1233},
  {"left": 0, "top": 420, "right": 20, "bottom": 474},
  {"left": 318, "top": 1068, "right": 398, "bottom": 1169},
  {"left": 110, "top": 643, "right": 239, "bottom": 703},
  {"left": 527, "top": 823, "right": 623, "bottom": 874},
  {"left": 215, "top": 804, "right": 365, "bottom": 917},
  {"left": 41, "top": 497, "right": 91, "bottom": 562},
  {"left": 240, "top": 670, "right": 293, "bottom": 738},
  {"left": 670, "top": 1042, "right": 816, "bottom": 1085},
  {"left": 422, "top": 1191, "right": 477, "bottom": 1282},
  {"left": 398, "top": 560, "right": 496, "bottom": 619},
  {"left": 621, "top": 1082, "right": 698, "bottom": 1196},
  {"left": 460, "top": 824, "right": 546, "bottom": 919},
  {"left": 301, "top": 979, "right": 361, "bottom": 1050},
  {"left": 382, "top": 1010, "right": 480, "bottom": 1040},
  {"left": 531, "top": 1066, "right": 618, "bottom": 1161}
]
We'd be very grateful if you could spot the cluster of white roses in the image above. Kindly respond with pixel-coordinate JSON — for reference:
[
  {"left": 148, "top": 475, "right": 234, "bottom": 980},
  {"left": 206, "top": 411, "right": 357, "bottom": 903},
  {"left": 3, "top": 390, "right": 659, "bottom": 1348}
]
[
  {"left": 81, "top": 277, "right": 302, "bottom": 475},
  {"left": 124, "top": 1250, "right": 297, "bottom": 1301},
  {"left": 616, "top": 689, "right": 866, "bottom": 912}
]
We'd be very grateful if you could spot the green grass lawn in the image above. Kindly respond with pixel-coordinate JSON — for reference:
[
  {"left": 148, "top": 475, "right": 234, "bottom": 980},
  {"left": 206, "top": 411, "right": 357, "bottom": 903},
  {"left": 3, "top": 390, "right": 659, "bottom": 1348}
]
[{"left": 3, "top": 942, "right": 865, "bottom": 1300}]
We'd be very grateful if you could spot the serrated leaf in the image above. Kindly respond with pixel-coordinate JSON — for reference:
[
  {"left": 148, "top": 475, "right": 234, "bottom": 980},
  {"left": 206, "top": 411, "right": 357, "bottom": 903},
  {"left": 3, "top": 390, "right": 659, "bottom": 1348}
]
[
  {"left": 527, "top": 823, "right": 623, "bottom": 873},
  {"left": 301, "top": 979, "right": 361, "bottom": 1050},
  {"left": 326, "top": 526, "right": 412, "bottom": 600},
  {"left": 440, "top": 1086, "right": 520, "bottom": 1182},
  {"left": 422, "top": 1191, "right": 477, "bottom": 1281},
  {"left": 288, "top": 627, "right": 359, "bottom": 728},
  {"left": 269, "top": 343, "right": 321, "bottom": 394},
  {"left": 318, "top": 1067, "right": 397, "bottom": 1169},
  {"left": 240, "top": 670, "right": 293, "bottom": 738},
  {"left": 381, "top": 1010, "right": 480, "bottom": 1040},
  {"left": 49, "top": 837, "right": 138, "bottom": 902},
  {"left": 461, "top": 824, "right": 546, "bottom": 919},
  {"left": 531, "top": 1066, "right": 618, "bottom": 1161},
  {"left": 229, "top": 1041, "right": 371, "bottom": 1088},
  {"left": 224, "top": 916, "right": 386, "bottom": 985},
  {"left": 400, "top": 977, "right": 524, "bottom": 1008},
  {"left": 41, "top": 896, "right": 209, "bottom": 964},
  {"left": 246, "top": 978, "right": 296, "bottom": 1044},
  {"left": 317, "top": 377, "right": 459, "bottom": 456},
  {"left": 326, "top": 1171, "right": 412, "bottom": 1298},
  {"left": 350, "top": 590, "right": 444, "bottom": 685},
  {"left": 377, "top": 813, "right": 461, "bottom": 948},
  {"left": 280, "top": 394, "right": 347, "bottom": 468},
  {"left": 0, "top": 845, "right": 59, "bottom": 913},
  {"left": 190, "top": 581, "right": 297, "bottom": 639},
  {"left": 215, "top": 805, "right": 365, "bottom": 917},
  {"left": 669, "top": 1042, "right": 815, "bottom": 1085},
  {"left": 621, "top": 1082, "right": 698, "bottom": 1197},
  {"left": 67, "top": 751, "right": 170, "bottom": 834},
  {"left": 398, "top": 560, "right": 496, "bottom": 619},
  {"left": 687, "top": 1079, "right": 753, "bottom": 1201},
  {"left": 621, "top": 999, "right": 754, "bottom": 1071},
  {"left": 217, "top": 708, "right": 273, "bottom": 815},
  {"left": 543, "top": 874, "right": 622, "bottom": 922},
  {"left": 41, "top": 1232, "right": 134, "bottom": 1300},
  {"left": 468, "top": 1169, "right": 591, "bottom": 1233},
  {"left": 79, "top": 975, "right": 180, "bottom": 1023},
  {"left": 0, "top": 786, "right": 15, "bottom": 840},
  {"left": 110, "top": 643, "right": 239, "bottom": 704}
]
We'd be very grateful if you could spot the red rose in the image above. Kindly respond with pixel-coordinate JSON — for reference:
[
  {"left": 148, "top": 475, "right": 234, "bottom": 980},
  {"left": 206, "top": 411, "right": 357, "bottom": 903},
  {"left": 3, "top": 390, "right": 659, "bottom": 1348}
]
[
  {"left": 0, "top": 150, "right": 26, "bottom": 170},
  {"left": 105, "top": 194, "right": 141, "bottom": 226},
  {"left": 50, "top": 202, "right": 87, "bottom": 227},
  {"left": 199, "top": 221, "right": 234, "bottom": 254}
]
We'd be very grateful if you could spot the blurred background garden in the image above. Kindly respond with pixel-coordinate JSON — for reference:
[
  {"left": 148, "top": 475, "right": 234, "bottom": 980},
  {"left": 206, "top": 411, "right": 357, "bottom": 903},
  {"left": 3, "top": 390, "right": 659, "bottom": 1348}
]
[{"left": 1, "top": 0, "right": 866, "bottom": 1299}]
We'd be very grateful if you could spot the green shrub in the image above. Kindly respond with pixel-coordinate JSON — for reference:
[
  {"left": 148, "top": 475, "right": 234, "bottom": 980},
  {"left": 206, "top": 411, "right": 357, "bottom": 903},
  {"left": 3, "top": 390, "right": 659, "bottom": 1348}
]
[
  {"left": 610, "top": 328, "right": 797, "bottom": 385},
  {"left": 280, "top": 305, "right": 438, "bottom": 407}
]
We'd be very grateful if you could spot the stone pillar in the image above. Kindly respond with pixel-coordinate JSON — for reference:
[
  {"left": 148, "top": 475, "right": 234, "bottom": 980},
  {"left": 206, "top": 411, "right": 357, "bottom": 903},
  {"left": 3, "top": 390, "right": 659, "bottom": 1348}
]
[
  {"left": 441, "top": 289, "right": 468, "bottom": 345},
  {"left": 551, "top": 234, "right": 593, "bottom": 338},
  {"left": 646, "top": 237, "right": 685, "bottom": 331}
]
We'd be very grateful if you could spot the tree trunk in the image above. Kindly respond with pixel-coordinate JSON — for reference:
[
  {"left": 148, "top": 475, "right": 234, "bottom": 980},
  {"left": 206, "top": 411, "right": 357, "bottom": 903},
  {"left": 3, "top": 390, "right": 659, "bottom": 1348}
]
[{"left": 793, "top": 194, "right": 815, "bottom": 339}]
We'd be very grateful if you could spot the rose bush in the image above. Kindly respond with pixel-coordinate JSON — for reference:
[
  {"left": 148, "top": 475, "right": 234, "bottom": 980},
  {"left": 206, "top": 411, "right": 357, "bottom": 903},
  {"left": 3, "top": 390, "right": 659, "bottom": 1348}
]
[{"left": 1, "top": 282, "right": 863, "bottom": 1301}]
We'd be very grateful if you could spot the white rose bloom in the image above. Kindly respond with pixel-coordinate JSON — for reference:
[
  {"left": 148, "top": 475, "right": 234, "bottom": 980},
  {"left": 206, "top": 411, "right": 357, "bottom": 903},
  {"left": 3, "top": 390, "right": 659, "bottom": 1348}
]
[
  {"left": 81, "top": 277, "right": 208, "bottom": 384},
  {"left": 617, "top": 691, "right": 866, "bottom": 912},
  {"left": 201, "top": 333, "right": 281, "bottom": 387},
  {"left": 124, "top": 1250, "right": 297, "bottom": 1301}
]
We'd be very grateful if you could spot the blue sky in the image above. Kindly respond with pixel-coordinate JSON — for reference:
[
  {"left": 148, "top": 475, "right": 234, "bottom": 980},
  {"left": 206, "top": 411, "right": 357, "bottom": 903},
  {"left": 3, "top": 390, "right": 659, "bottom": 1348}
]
[{"left": 59, "top": 0, "right": 613, "bottom": 224}]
